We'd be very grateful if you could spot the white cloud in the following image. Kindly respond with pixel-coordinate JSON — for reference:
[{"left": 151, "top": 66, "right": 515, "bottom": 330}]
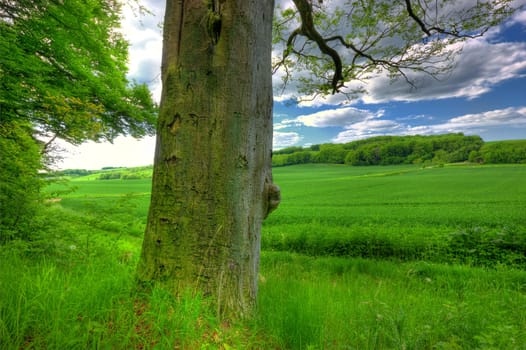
[
  {"left": 122, "top": 3, "right": 526, "bottom": 108},
  {"left": 333, "top": 106, "right": 526, "bottom": 143},
  {"left": 273, "top": 131, "right": 303, "bottom": 148},
  {"left": 272, "top": 6, "right": 526, "bottom": 107},
  {"left": 121, "top": 2, "right": 163, "bottom": 102},
  {"left": 357, "top": 39, "right": 526, "bottom": 104},
  {"left": 512, "top": 9, "right": 526, "bottom": 25},
  {"left": 444, "top": 107, "right": 526, "bottom": 128},
  {"left": 291, "top": 107, "right": 384, "bottom": 128},
  {"left": 333, "top": 119, "right": 403, "bottom": 143},
  {"left": 56, "top": 136, "right": 156, "bottom": 170}
]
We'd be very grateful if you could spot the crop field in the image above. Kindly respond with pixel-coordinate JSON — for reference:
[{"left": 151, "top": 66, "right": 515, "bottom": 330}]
[
  {"left": 50, "top": 163, "right": 526, "bottom": 265},
  {"left": 265, "top": 164, "right": 526, "bottom": 265},
  {"left": 2, "top": 164, "right": 526, "bottom": 349}
]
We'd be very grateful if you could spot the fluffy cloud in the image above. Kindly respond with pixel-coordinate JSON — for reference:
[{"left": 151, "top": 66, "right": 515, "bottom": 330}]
[
  {"left": 443, "top": 107, "right": 526, "bottom": 129},
  {"left": 359, "top": 39, "right": 526, "bottom": 104},
  {"left": 333, "top": 120, "right": 403, "bottom": 143},
  {"left": 122, "top": 3, "right": 526, "bottom": 108},
  {"left": 273, "top": 131, "right": 303, "bottom": 148},
  {"left": 287, "top": 107, "right": 384, "bottom": 128},
  {"left": 273, "top": 5, "right": 526, "bottom": 107},
  {"left": 333, "top": 106, "right": 526, "bottom": 143},
  {"left": 121, "top": 2, "right": 163, "bottom": 101}
]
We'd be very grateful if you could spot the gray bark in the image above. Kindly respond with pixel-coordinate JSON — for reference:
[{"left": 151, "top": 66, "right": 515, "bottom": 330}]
[{"left": 137, "top": 0, "right": 277, "bottom": 318}]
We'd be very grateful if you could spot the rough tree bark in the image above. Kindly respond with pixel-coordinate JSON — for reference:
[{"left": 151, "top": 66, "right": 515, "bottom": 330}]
[{"left": 137, "top": 0, "right": 277, "bottom": 318}]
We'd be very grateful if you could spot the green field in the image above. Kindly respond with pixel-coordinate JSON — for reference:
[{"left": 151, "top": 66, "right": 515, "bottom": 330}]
[
  {"left": 2, "top": 164, "right": 526, "bottom": 349},
  {"left": 265, "top": 164, "right": 526, "bottom": 266}
]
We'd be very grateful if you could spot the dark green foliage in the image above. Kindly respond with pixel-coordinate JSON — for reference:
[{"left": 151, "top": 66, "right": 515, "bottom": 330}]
[
  {"left": 344, "top": 133, "right": 484, "bottom": 165},
  {"left": 0, "top": 0, "right": 156, "bottom": 242},
  {"left": 318, "top": 143, "right": 347, "bottom": 163},
  {"left": 0, "top": 120, "right": 43, "bottom": 241},
  {"left": 447, "top": 226, "right": 526, "bottom": 267},
  {"left": 272, "top": 134, "right": 526, "bottom": 167},
  {"left": 55, "top": 169, "right": 94, "bottom": 177},
  {"left": 273, "top": 146, "right": 306, "bottom": 155},
  {"left": 477, "top": 140, "right": 526, "bottom": 164},
  {"left": 98, "top": 172, "right": 124, "bottom": 180},
  {"left": 272, "top": 150, "right": 317, "bottom": 166},
  {"left": 0, "top": 0, "right": 157, "bottom": 144},
  {"left": 95, "top": 166, "right": 153, "bottom": 180}
]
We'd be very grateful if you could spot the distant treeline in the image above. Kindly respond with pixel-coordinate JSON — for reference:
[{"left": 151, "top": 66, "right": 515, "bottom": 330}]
[
  {"left": 54, "top": 166, "right": 152, "bottom": 180},
  {"left": 272, "top": 134, "right": 526, "bottom": 167}
]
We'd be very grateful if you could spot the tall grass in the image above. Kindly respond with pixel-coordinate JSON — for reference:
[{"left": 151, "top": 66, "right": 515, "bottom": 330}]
[
  {"left": 0, "top": 246, "right": 263, "bottom": 349},
  {"left": 3, "top": 247, "right": 525, "bottom": 349},
  {"left": 257, "top": 252, "right": 526, "bottom": 349},
  {"left": 3, "top": 163, "right": 523, "bottom": 348}
]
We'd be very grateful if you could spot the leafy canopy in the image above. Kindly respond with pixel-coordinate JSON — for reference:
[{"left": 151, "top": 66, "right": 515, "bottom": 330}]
[
  {"left": 0, "top": 0, "right": 157, "bottom": 145},
  {"left": 0, "top": 0, "right": 156, "bottom": 238}
]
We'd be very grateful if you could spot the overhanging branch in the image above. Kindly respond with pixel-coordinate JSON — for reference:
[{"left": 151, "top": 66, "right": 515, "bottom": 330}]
[{"left": 282, "top": 0, "right": 513, "bottom": 96}]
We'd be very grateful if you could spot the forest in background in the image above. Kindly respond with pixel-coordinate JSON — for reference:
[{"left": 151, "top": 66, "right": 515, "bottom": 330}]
[{"left": 272, "top": 133, "right": 526, "bottom": 167}]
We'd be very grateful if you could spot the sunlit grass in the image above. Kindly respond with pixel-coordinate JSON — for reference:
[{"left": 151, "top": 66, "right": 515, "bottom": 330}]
[
  {"left": 257, "top": 252, "right": 526, "bottom": 349},
  {"left": 5, "top": 163, "right": 521, "bottom": 348}
]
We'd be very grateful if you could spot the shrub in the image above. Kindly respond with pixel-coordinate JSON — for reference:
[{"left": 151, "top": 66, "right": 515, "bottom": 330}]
[{"left": 0, "top": 121, "right": 44, "bottom": 242}]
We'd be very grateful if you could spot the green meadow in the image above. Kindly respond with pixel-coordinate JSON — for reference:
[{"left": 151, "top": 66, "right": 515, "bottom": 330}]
[{"left": 1, "top": 164, "right": 526, "bottom": 349}]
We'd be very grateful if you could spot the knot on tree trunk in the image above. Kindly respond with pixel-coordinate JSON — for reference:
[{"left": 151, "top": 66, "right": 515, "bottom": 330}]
[{"left": 264, "top": 182, "right": 281, "bottom": 218}]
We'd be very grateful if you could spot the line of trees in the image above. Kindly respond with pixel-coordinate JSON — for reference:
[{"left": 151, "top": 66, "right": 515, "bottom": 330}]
[{"left": 272, "top": 134, "right": 526, "bottom": 167}]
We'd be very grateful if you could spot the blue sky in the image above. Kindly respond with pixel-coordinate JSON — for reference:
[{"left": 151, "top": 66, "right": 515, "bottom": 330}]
[{"left": 56, "top": 1, "right": 526, "bottom": 169}]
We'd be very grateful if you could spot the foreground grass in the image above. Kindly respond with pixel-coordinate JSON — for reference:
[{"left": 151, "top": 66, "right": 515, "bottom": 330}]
[
  {"left": 2, "top": 246, "right": 525, "bottom": 349},
  {"left": 258, "top": 252, "right": 526, "bottom": 349},
  {"left": 3, "top": 163, "right": 523, "bottom": 348},
  {"left": 0, "top": 247, "right": 268, "bottom": 350}
]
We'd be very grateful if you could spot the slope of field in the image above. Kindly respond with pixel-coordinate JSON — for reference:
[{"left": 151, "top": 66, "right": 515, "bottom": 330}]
[
  {"left": 49, "top": 163, "right": 526, "bottom": 265},
  {"left": 263, "top": 164, "right": 526, "bottom": 265},
  {"left": 2, "top": 163, "right": 524, "bottom": 349}
]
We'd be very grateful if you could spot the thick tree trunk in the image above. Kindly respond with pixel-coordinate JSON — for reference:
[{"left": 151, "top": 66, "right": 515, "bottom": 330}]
[{"left": 137, "top": 0, "right": 276, "bottom": 318}]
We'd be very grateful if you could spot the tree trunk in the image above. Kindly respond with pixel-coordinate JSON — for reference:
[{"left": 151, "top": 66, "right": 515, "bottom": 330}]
[{"left": 137, "top": 0, "right": 277, "bottom": 318}]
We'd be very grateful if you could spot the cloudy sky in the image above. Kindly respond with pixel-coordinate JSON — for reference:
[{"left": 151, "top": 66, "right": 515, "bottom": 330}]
[{"left": 57, "top": 1, "right": 526, "bottom": 169}]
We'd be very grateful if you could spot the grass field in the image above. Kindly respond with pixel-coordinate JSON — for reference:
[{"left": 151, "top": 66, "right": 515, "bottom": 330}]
[
  {"left": 265, "top": 164, "right": 526, "bottom": 266},
  {"left": 1, "top": 164, "right": 526, "bottom": 349}
]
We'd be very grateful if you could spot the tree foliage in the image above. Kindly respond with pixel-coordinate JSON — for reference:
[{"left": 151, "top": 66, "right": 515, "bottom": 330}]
[
  {"left": 475, "top": 140, "right": 526, "bottom": 164},
  {"left": 0, "top": 0, "right": 157, "bottom": 239},
  {"left": 273, "top": 0, "right": 515, "bottom": 98},
  {"left": 0, "top": 0, "right": 157, "bottom": 145},
  {"left": 270, "top": 133, "right": 526, "bottom": 167},
  {"left": 0, "top": 120, "right": 43, "bottom": 240}
]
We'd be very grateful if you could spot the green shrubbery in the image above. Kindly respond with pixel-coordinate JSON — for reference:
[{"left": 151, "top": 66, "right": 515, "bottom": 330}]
[
  {"left": 97, "top": 166, "right": 152, "bottom": 180},
  {"left": 0, "top": 120, "right": 44, "bottom": 242},
  {"left": 263, "top": 225, "right": 526, "bottom": 268},
  {"left": 272, "top": 133, "right": 526, "bottom": 167}
]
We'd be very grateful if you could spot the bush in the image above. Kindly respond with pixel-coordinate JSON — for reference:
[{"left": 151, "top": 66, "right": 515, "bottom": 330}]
[
  {"left": 446, "top": 226, "right": 526, "bottom": 267},
  {"left": 0, "top": 121, "right": 44, "bottom": 242}
]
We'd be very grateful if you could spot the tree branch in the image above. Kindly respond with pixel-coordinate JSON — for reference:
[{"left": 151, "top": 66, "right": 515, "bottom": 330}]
[
  {"left": 281, "top": 0, "right": 514, "bottom": 97},
  {"left": 404, "top": 0, "right": 486, "bottom": 39},
  {"left": 291, "top": 0, "right": 343, "bottom": 93}
]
